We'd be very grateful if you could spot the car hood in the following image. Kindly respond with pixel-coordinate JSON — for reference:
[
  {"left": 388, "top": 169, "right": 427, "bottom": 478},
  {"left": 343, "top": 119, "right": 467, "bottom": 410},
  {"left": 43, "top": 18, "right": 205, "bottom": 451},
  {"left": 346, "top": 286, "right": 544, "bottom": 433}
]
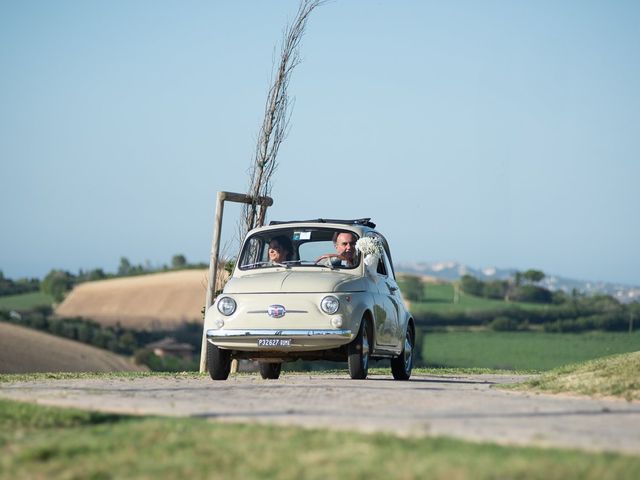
[{"left": 224, "top": 271, "right": 367, "bottom": 294}]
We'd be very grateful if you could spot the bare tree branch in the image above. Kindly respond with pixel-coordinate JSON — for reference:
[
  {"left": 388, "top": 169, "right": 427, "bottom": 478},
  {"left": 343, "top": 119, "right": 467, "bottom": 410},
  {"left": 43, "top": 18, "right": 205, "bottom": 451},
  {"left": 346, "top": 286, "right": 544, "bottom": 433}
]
[{"left": 239, "top": 0, "right": 324, "bottom": 242}]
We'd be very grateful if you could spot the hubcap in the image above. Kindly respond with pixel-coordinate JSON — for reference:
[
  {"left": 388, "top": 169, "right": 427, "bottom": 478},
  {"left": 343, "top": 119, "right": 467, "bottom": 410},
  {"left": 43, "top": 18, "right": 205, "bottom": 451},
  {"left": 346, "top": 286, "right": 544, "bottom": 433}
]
[
  {"left": 362, "top": 326, "right": 370, "bottom": 369},
  {"left": 403, "top": 331, "right": 413, "bottom": 374}
]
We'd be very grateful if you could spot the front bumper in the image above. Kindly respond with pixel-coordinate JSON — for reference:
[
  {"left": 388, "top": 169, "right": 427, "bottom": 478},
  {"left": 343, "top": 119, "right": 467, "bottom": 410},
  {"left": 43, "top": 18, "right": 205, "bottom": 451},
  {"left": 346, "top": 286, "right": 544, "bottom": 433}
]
[{"left": 206, "top": 328, "right": 352, "bottom": 351}]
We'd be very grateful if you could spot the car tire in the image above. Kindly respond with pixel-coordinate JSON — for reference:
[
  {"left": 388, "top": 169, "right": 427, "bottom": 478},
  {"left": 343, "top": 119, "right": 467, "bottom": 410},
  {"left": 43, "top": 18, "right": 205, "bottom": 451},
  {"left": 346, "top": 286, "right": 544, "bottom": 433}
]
[
  {"left": 207, "top": 342, "right": 231, "bottom": 381},
  {"left": 348, "top": 318, "right": 370, "bottom": 380},
  {"left": 259, "top": 362, "right": 282, "bottom": 380},
  {"left": 391, "top": 325, "right": 414, "bottom": 381}
]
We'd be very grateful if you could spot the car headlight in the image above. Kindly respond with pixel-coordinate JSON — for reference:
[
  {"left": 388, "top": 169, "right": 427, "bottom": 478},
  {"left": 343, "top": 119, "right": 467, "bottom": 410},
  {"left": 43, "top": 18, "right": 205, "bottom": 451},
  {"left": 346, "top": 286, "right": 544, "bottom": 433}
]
[
  {"left": 217, "top": 297, "right": 236, "bottom": 316},
  {"left": 320, "top": 295, "right": 340, "bottom": 315}
]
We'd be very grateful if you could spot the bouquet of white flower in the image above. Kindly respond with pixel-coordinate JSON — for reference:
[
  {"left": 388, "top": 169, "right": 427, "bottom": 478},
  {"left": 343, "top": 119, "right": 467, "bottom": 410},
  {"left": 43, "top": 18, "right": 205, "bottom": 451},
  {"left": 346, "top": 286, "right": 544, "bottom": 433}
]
[{"left": 355, "top": 237, "right": 383, "bottom": 258}]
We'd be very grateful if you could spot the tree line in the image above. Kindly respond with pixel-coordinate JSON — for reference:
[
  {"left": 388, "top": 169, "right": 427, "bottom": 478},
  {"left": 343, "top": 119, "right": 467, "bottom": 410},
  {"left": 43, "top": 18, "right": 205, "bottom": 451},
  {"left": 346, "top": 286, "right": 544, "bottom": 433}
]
[
  {"left": 0, "top": 254, "right": 207, "bottom": 302},
  {"left": 410, "top": 299, "right": 639, "bottom": 333},
  {"left": 400, "top": 271, "right": 639, "bottom": 333},
  {"left": 0, "top": 270, "right": 40, "bottom": 297},
  {"left": 460, "top": 269, "right": 553, "bottom": 303}
]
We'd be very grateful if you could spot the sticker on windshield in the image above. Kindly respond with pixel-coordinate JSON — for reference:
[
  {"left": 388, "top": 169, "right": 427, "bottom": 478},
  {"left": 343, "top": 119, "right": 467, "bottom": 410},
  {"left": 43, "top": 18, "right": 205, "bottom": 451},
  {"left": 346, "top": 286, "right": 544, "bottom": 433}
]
[{"left": 293, "top": 231, "right": 311, "bottom": 240}]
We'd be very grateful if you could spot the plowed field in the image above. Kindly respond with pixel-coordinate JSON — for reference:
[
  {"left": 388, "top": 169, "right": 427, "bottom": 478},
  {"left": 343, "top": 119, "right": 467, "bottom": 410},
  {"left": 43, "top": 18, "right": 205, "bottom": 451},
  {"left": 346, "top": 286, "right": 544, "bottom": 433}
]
[
  {"left": 0, "top": 322, "right": 146, "bottom": 373},
  {"left": 54, "top": 270, "right": 214, "bottom": 329}
]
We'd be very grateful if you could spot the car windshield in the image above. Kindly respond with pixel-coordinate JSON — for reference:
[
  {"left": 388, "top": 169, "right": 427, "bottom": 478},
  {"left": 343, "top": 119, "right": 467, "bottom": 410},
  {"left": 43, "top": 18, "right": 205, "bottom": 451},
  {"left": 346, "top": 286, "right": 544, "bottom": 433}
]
[{"left": 238, "top": 227, "right": 361, "bottom": 270}]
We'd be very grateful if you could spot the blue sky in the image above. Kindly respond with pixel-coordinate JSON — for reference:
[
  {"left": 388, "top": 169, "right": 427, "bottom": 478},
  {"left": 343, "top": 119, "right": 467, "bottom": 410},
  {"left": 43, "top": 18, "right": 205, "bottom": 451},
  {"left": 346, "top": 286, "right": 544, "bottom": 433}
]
[{"left": 1, "top": 1, "right": 639, "bottom": 285}]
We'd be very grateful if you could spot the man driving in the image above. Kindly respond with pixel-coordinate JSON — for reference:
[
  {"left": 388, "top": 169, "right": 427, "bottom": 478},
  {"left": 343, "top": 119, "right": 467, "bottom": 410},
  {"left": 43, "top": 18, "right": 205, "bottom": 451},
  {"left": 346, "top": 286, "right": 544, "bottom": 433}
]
[{"left": 316, "top": 231, "right": 357, "bottom": 267}]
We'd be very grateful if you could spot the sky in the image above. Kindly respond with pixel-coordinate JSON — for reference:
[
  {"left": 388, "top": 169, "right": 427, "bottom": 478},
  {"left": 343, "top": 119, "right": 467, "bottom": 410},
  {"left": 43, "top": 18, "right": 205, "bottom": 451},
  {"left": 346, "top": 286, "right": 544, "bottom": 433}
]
[{"left": 1, "top": 1, "right": 639, "bottom": 286}]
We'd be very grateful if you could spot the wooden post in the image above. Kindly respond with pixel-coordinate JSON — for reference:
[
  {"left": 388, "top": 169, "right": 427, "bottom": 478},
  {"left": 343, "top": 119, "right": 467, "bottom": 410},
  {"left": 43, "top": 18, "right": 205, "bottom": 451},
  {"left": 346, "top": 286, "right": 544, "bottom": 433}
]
[{"left": 199, "top": 191, "right": 273, "bottom": 373}]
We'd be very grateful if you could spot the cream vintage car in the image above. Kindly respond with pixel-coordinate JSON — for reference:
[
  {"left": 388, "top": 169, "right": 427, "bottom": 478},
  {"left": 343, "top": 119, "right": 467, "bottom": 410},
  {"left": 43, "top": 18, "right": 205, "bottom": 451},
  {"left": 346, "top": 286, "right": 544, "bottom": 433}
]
[{"left": 204, "top": 218, "right": 415, "bottom": 381}]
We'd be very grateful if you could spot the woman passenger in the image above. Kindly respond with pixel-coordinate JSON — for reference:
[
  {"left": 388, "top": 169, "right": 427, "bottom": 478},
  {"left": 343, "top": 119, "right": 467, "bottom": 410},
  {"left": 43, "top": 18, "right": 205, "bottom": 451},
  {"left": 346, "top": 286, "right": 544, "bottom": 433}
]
[{"left": 268, "top": 235, "right": 293, "bottom": 264}]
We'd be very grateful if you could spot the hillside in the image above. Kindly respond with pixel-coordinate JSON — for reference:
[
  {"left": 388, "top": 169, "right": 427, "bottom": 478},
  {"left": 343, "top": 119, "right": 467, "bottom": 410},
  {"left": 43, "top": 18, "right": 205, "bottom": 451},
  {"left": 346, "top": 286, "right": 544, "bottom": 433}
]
[
  {"left": 0, "top": 322, "right": 146, "bottom": 374},
  {"left": 55, "top": 270, "right": 212, "bottom": 329},
  {"left": 397, "top": 261, "right": 640, "bottom": 303}
]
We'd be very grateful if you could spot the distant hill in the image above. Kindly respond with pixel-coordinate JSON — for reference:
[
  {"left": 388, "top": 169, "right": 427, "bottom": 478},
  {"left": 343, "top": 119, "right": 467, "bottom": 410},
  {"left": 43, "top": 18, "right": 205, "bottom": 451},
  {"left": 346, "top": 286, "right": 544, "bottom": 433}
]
[
  {"left": 396, "top": 261, "right": 640, "bottom": 304},
  {"left": 0, "top": 322, "right": 147, "bottom": 374},
  {"left": 55, "top": 270, "right": 212, "bottom": 329}
]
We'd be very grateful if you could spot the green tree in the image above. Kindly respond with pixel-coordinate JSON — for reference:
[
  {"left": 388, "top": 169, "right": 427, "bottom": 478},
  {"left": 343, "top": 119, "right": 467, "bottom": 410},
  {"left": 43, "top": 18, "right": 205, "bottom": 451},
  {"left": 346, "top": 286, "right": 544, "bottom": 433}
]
[
  {"left": 522, "top": 269, "right": 545, "bottom": 284},
  {"left": 41, "top": 269, "right": 75, "bottom": 302},
  {"left": 118, "top": 257, "right": 131, "bottom": 276},
  {"left": 483, "top": 280, "right": 508, "bottom": 300},
  {"left": 514, "top": 271, "right": 523, "bottom": 287},
  {"left": 171, "top": 254, "right": 187, "bottom": 269},
  {"left": 88, "top": 268, "right": 107, "bottom": 281},
  {"left": 513, "top": 285, "right": 553, "bottom": 303},
  {"left": 460, "top": 275, "right": 484, "bottom": 297},
  {"left": 400, "top": 275, "right": 425, "bottom": 302}
]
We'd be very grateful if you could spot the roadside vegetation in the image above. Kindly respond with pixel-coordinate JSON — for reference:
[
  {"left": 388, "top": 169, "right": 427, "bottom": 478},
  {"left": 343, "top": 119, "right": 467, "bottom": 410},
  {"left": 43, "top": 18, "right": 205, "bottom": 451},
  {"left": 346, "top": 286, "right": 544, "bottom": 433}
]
[
  {"left": 397, "top": 275, "right": 639, "bottom": 372},
  {"left": 403, "top": 280, "right": 640, "bottom": 333},
  {"left": 1, "top": 268, "right": 638, "bottom": 375},
  {"left": 511, "top": 351, "right": 640, "bottom": 401},
  {"left": 1, "top": 397, "right": 638, "bottom": 480},
  {"left": 423, "top": 331, "right": 640, "bottom": 371}
]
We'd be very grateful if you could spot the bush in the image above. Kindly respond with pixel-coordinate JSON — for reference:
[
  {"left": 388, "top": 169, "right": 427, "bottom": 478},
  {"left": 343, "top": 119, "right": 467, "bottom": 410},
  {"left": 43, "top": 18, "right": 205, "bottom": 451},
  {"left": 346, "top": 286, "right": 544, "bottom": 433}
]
[
  {"left": 40, "top": 270, "right": 75, "bottom": 302},
  {"left": 512, "top": 285, "right": 553, "bottom": 304},
  {"left": 460, "top": 275, "right": 484, "bottom": 296},
  {"left": 400, "top": 276, "right": 425, "bottom": 302},
  {"left": 483, "top": 280, "right": 508, "bottom": 300},
  {"left": 489, "top": 316, "right": 519, "bottom": 331}
]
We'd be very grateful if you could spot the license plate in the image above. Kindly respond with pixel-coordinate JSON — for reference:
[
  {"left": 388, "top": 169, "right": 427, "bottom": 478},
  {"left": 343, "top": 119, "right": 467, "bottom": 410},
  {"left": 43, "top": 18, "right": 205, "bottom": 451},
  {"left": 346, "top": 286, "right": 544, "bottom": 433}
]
[{"left": 257, "top": 338, "right": 292, "bottom": 347}]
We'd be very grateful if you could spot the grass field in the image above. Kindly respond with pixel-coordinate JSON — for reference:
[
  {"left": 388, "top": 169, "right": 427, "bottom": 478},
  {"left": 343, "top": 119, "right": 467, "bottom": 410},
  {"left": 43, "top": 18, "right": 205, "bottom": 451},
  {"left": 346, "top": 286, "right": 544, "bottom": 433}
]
[
  {"left": 1, "top": 398, "right": 638, "bottom": 479},
  {"left": 411, "top": 283, "right": 548, "bottom": 313},
  {"left": 423, "top": 331, "right": 640, "bottom": 371},
  {"left": 511, "top": 351, "right": 640, "bottom": 401},
  {"left": 0, "top": 292, "right": 53, "bottom": 310}
]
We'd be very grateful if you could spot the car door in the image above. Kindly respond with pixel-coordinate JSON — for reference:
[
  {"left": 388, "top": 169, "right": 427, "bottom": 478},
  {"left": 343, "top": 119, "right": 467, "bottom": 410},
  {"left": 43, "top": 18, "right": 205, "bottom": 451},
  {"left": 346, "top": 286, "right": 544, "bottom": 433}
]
[{"left": 370, "top": 245, "right": 401, "bottom": 348}]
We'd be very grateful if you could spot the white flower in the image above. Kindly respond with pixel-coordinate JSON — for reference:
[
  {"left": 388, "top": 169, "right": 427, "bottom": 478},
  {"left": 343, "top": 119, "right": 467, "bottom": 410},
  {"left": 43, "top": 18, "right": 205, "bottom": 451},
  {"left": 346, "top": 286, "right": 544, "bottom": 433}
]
[{"left": 355, "top": 237, "right": 383, "bottom": 257}]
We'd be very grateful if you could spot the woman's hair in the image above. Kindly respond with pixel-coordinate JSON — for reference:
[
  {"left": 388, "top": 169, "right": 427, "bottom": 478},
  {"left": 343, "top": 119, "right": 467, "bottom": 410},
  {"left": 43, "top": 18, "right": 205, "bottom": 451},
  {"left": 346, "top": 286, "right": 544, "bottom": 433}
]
[{"left": 269, "top": 235, "right": 293, "bottom": 261}]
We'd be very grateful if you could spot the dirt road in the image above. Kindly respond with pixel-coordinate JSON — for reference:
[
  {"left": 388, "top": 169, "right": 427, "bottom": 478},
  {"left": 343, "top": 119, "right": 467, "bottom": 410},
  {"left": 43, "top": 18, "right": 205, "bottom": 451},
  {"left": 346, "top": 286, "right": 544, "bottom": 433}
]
[{"left": 1, "top": 373, "right": 639, "bottom": 454}]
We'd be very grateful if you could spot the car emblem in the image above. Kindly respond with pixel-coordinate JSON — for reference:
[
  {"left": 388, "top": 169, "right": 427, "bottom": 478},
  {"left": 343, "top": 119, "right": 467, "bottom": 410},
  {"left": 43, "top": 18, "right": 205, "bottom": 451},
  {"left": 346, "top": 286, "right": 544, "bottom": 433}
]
[{"left": 267, "top": 304, "right": 286, "bottom": 318}]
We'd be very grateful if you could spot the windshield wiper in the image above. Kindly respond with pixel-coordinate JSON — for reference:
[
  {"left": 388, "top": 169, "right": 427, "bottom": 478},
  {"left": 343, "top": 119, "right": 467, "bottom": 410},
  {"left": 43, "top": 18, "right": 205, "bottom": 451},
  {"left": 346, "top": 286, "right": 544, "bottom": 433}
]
[{"left": 242, "top": 261, "right": 291, "bottom": 269}]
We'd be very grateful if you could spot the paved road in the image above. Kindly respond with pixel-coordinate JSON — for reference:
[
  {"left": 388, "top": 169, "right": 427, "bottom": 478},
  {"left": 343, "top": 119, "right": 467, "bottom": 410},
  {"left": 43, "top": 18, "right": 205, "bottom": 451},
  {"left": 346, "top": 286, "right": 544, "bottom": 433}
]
[{"left": 1, "top": 373, "right": 639, "bottom": 454}]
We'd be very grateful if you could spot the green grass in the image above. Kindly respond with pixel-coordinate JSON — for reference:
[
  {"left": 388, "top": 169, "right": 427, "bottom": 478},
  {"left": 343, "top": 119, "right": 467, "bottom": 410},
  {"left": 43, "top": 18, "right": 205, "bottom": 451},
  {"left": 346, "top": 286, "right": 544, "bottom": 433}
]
[
  {"left": 423, "top": 331, "right": 640, "bottom": 371},
  {"left": 0, "top": 368, "right": 525, "bottom": 386},
  {"left": 0, "top": 292, "right": 54, "bottom": 310},
  {"left": 512, "top": 351, "right": 640, "bottom": 401},
  {"left": 412, "top": 283, "right": 547, "bottom": 314},
  {"left": 0, "top": 398, "right": 638, "bottom": 479},
  {"left": 0, "top": 371, "right": 203, "bottom": 384}
]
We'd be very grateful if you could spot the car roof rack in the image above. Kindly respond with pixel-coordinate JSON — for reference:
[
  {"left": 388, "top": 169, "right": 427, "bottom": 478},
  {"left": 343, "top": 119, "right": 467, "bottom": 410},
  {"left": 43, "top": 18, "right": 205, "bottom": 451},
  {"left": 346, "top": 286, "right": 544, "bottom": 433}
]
[{"left": 269, "top": 218, "right": 376, "bottom": 229}]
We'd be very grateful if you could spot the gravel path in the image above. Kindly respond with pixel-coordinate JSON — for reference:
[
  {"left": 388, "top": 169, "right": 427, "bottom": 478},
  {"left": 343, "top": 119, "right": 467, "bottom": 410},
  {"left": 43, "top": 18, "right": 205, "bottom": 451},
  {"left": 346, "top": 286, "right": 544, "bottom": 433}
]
[{"left": 1, "top": 373, "right": 639, "bottom": 454}]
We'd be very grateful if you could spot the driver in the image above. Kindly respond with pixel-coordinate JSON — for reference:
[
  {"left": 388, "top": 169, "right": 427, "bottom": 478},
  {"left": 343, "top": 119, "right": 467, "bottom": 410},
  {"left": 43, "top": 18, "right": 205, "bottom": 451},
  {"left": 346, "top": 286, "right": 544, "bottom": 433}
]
[{"left": 316, "top": 232, "right": 357, "bottom": 267}]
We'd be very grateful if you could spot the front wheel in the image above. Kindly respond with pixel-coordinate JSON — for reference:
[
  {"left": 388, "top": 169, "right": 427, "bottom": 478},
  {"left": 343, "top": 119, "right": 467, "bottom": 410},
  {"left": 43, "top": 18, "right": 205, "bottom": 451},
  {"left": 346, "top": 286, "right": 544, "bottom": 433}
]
[
  {"left": 207, "top": 342, "right": 231, "bottom": 381},
  {"left": 259, "top": 362, "right": 282, "bottom": 380},
  {"left": 391, "top": 325, "right": 414, "bottom": 380},
  {"left": 348, "top": 319, "right": 370, "bottom": 379}
]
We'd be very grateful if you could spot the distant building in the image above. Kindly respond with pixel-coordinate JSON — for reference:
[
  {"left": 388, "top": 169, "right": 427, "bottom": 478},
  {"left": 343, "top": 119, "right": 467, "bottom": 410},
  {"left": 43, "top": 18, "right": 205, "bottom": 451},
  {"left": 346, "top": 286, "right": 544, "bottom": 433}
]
[{"left": 146, "top": 337, "right": 194, "bottom": 360}]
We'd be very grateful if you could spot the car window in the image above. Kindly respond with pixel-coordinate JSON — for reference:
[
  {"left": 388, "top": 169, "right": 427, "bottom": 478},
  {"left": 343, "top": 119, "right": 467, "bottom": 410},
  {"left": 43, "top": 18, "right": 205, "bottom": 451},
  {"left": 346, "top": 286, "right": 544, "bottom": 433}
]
[
  {"left": 298, "top": 240, "right": 336, "bottom": 261},
  {"left": 376, "top": 255, "right": 387, "bottom": 276},
  {"left": 366, "top": 232, "right": 394, "bottom": 279},
  {"left": 237, "top": 227, "right": 361, "bottom": 270}
]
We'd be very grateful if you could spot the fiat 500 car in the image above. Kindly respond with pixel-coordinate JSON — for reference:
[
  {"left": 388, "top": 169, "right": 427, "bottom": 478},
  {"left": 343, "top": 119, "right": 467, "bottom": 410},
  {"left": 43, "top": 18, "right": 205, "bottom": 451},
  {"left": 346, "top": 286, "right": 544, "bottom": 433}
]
[{"left": 204, "top": 218, "right": 415, "bottom": 381}]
